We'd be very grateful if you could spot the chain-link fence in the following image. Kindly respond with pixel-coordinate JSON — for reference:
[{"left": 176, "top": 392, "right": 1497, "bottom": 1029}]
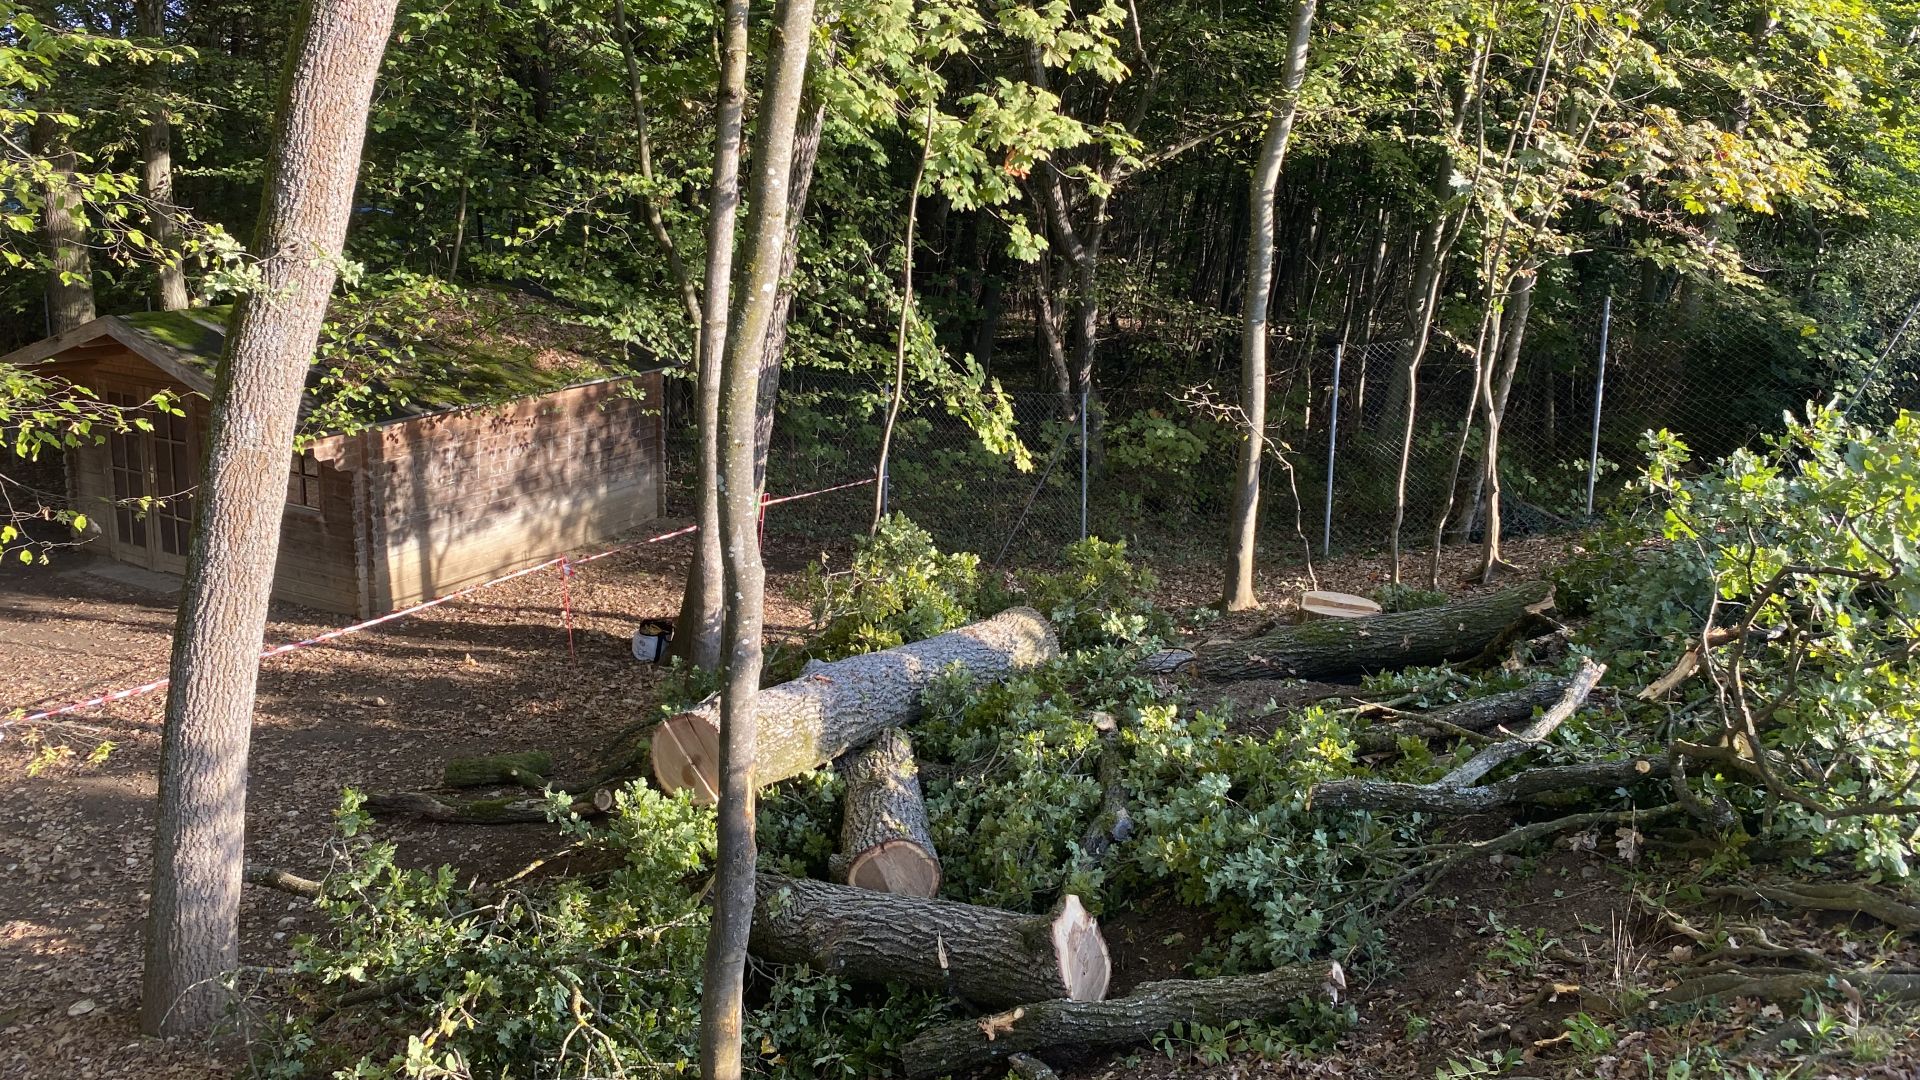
[{"left": 664, "top": 291, "right": 1898, "bottom": 568}]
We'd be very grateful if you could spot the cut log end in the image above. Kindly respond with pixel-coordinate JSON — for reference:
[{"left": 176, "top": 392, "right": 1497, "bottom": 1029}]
[
  {"left": 650, "top": 711, "right": 719, "bottom": 805},
  {"left": 843, "top": 838, "right": 942, "bottom": 897},
  {"left": 1053, "top": 895, "right": 1111, "bottom": 1002},
  {"left": 1296, "top": 590, "right": 1382, "bottom": 622}
]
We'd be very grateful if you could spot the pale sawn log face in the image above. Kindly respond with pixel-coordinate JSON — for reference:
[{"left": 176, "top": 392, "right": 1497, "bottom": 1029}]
[{"left": 652, "top": 607, "right": 1059, "bottom": 800}]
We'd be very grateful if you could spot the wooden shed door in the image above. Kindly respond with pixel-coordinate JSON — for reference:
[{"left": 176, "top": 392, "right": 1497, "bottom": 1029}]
[{"left": 104, "top": 391, "right": 199, "bottom": 574}]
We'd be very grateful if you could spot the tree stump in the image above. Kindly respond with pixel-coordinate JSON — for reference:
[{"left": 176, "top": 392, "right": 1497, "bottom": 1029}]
[{"left": 829, "top": 728, "right": 941, "bottom": 896}]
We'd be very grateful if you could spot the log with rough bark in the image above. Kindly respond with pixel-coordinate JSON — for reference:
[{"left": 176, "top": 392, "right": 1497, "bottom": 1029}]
[
  {"left": 751, "top": 874, "right": 1109, "bottom": 1009},
  {"left": 1354, "top": 674, "right": 1585, "bottom": 753},
  {"left": 899, "top": 964, "right": 1343, "bottom": 1078},
  {"left": 1078, "top": 712, "right": 1132, "bottom": 865},
  {"left": 829, "top": 728, "right": 941, "bottom": 896},
  {"left": 654, "top": 607, "right": 1058, "bottom": 801},
  {"left": 1311, "top": 659, "right": 1609, "bottom": 812},
  {"left": 442, "top": 751, "right": 553, "bottom": 789},
  {"left": 1191, "top": 581, "right": 1553, "bottom": 682}
]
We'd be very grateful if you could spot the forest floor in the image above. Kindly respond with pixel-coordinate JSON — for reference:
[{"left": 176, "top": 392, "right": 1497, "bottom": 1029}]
[{"left": 2, "top": 529, "right": 1915, "bottom": 1080}]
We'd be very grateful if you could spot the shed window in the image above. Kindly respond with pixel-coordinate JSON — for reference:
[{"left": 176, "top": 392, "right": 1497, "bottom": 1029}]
[{"left": 288, "top": 450, "right": 323, "bottom": 509}]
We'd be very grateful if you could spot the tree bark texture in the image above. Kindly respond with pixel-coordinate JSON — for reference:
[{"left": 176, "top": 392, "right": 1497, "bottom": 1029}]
[
  {"left": 141, "top": 0, "right": 398, "bottom": 1037},
  {"left": 667, "top": 0, "right": 751, "bottom": 672},
  {"left": 751, "top": 874, "right": 1110, "bottom": 1008},
  {"left": 1192, "top": 581, "right": 1552, "bottom": 682},
  {"left": 830, "top": 727, "right": 941, "bottom": 896},
  {"left": 899, "top": 965, "right": 1338, "bottom": 1078},
  {"left": 1354, "top": 673, "right": 1584, "bottom": 753},
  {"left": 1222, "top": 0, "right": 1318, "bottom": 611},
  {"left": 32, "top": 116, "right": 96, "bottom": 332},
  {"left": 751, "top": 96, "right": 827, "bottom": 495},
  {"left": 702, "top": 0, "right": 816, "bottom": 1074},
  {"left": 652, "top": 607, "right": 1059, "bottom": 801},
  {"left": 139, "top": 0, "right": 189, "bottom": 310},
  {"left": 1312, "top": 757, "right": 1663, "bottom": 814}
]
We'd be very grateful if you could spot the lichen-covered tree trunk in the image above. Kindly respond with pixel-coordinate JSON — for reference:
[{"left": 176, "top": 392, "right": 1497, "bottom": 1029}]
[
  {"left": 899, "top": 965, "right": 1338, "bottom": 1078},
  {"left": 652, "top": 607, "right": 1058, "bottom": 800},
  {"left": 1193, "top": 581, "right": 1550, "bottom": 681},
  {"left": 829, "top": 728, "right": 940, "bottom": 896},
  {"left": 140, "top": 0, "right": 399, "bottom": 1037},
  {"left": 751, "top": 874, "right": 1109, "bottom": 1007}
]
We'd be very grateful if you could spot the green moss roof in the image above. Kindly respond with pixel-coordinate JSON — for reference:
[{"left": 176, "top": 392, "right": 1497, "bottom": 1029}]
[{"left": 112, "top": 291, "right": 644, "bottom": 433}]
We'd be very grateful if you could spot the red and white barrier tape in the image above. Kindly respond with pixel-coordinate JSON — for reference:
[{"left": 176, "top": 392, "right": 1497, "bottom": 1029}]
[{"left": 8, "top": 477, "right": 874, "bottom": 727}]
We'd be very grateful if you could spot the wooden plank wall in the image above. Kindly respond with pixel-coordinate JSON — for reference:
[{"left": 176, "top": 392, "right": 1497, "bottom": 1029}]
[
  {"left": 361, "top": 374, "right": 664, "bottom": 611},
  {"left": 53, "top": 346, "right": 366, "bottom": 614}
]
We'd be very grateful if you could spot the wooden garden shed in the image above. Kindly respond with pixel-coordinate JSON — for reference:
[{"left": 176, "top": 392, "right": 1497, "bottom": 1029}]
[{"left": 2, "top": 293, "right": 666, "bottom": 618}]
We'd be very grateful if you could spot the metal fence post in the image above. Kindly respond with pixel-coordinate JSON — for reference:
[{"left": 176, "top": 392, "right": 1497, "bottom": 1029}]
[
  {"left": 879, "top": 460, "right": 889, "bottom": 519},
  {"left": 1585, "top": 296, "right": 1612, "bottom": 518},
  {"left": 1079, "top": 389, "right": 1089, "bottom": 541},
  {"left": 1322, "top": 341, "right": 1343, "bottom": 557}
]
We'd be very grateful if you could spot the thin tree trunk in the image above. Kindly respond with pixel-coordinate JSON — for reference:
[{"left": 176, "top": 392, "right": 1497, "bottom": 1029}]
[
  {"left": 140, "top": 0, "right": 397, "bottom": 1037},
  {"left": 701, "top": 0, "right": 815, "bottom": 1073},
  {"left": 1474, "top": 270, "right": 1534, "bottom": 581},
  {"left": 749, "top": 93, "right": 828, "bottom": 495},
  {"left": 668, "top": 0, "right": 751, "bottom": 670},
  {"left": 872, "top": 104, "right": 936, "bottom": 532},
  {"left": 33, "top": 116, "right": 96, "bottom": 332},
  {"left": 139, "top": 0, "right": 189, "bottom": 310},
  {"left": 613, "top": 0, "right": 703, "bottom": 333},
  {"left": 1221, "top": 0, "right": 1318, "bottom": 611}
]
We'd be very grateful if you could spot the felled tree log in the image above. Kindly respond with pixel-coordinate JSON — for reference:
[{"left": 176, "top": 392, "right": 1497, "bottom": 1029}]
[
  {"left": 654, "top": 607, "right": 1058, "bottom": 801},
  {"left": 1312, "top": 660, "right": 1609, "bottom": 812},
  {"left": 899, "top": 964, "right": 1342, "bottom": 1078},
  {"left": 1190, "top": 581, "right": 1553, "bottom": 682},
  {"left": 1313, "top": 757, "right": 1666, "bottom": 814},
  {"left": 1078, "top": 712, "right": 1133, "bottom": 865},
  {"left": 442, "top": 751, "right": 553, "bottom": 789},
  {"left": 829, "top": 728, "right": 941, "bottom": 896},
  {"left": 364, "top": 791, "right": 596, "bottom": 824},
  {"left": 751, "top": 874, "right": 1109, "bottom": 1009},
  {"left": 1354, "top": 675, "right": 1585, "bottom": 753}
]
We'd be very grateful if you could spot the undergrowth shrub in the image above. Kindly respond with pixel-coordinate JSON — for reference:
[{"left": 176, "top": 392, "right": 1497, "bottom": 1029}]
[
  {"left": 272, "top": 787, "right": 941, "bottom": 1079},
  {"left": 802, "top": 514, "right": 981, "bottom": 661},
  {"left": 1370, "top": 583, "right": 1449, "bottom": 613},
  {"left": 1572, "top": 410, "right": 1920, "bottom": 875},
  {"left": 1017, "top": 536, "right": 1173, "bottom": 650},
  {"left": 911, "top": 649, "right": 1400, "bottom": 972}
]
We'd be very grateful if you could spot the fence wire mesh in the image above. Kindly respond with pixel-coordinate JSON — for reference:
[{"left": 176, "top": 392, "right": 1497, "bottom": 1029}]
[{"left": 665, "top": 293, "right": 1900, "bottom": 568}]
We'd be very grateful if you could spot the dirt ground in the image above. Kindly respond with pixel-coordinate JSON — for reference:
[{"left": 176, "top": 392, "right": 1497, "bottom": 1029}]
[{"left": 4, "top": 530, "right": 1915, "bottom": 1080}]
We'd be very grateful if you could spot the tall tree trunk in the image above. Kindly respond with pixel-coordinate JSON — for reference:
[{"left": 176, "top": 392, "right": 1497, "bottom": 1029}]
[
  {"left": 613, "top": 0, "right": 702, "bottom": 333},
  {"left": 139, "top": 0, "right": 189, "bottom": 310},
  {"left": 1221, "top": 0, "right": 1318, "bottom": 611},
  {"left": 139, "top": 0, "right": 397, "bottom": 1037},
  {"left": 669, "top": 0, "right": 752, "bottom": 670},
  {"left": 701, "top": 0, "right": 815, "bottom": 1074},
  {"left": 1474, "top": 270, "right": 1534, "bottom": 581},
  {"left": 33, "top": 116, "right": 96, "bottom": 332},
  {"left": 750, "top": 94, "right": 828, "bottom": 495},
  {"left": 872, "top": 104, "right": 935, "bottom": 532}
]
